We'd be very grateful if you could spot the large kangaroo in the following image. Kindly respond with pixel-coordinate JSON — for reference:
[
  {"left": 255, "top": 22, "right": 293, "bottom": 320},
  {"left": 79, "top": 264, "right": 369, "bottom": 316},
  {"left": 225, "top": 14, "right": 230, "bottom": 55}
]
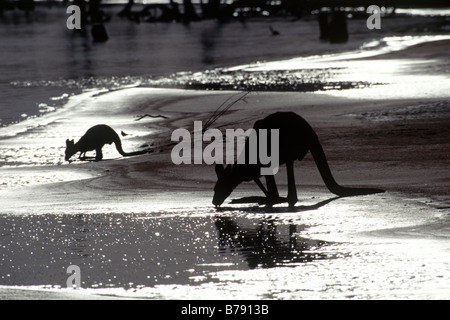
[
  {"left": 213, "top": 112, "right": 384, "bottom": 207},
  {"left": 65, "top": 124, "right": 151, "bottom": 162}
]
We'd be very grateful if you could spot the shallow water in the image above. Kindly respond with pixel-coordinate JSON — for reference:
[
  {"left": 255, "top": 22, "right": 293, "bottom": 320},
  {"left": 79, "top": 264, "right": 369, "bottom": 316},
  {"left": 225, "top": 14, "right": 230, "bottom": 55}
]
[{"left": 0, "top": 190, "right": 448, "bottom": 299}]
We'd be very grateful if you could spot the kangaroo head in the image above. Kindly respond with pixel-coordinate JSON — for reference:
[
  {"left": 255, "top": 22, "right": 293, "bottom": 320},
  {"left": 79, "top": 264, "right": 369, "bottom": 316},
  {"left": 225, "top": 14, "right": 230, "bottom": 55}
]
[
  {"left": 65, "top": 139, "right": 76, "bottom": 161},
  {"left": 213, "top": 164, "right": 240, "bottom": 207}
]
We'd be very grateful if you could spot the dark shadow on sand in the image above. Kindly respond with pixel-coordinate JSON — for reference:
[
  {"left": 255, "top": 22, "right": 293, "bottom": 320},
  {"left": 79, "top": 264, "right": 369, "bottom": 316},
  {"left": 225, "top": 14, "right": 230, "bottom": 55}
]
[{"left": 215, "top": 195, "right": 342, "bottom": 214}]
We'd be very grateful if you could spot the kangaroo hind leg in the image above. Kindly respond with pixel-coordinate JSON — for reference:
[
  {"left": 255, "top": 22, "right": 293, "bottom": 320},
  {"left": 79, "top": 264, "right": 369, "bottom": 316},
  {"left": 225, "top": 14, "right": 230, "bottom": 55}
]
[
  {"left": 262, "top": 175, "right": 287, "bottom": 206},
  {"left": 95, "top": 148, "right": 103, "bottom": 161},
  {"left": 286, "top": 160, "right": 298, "bottom": 207}
]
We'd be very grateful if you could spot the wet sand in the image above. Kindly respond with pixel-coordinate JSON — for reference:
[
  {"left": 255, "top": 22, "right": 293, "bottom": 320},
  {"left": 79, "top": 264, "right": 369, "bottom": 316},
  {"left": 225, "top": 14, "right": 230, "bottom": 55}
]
[{"left": 0, "top": 40, "right": 449, "bottom": 299}]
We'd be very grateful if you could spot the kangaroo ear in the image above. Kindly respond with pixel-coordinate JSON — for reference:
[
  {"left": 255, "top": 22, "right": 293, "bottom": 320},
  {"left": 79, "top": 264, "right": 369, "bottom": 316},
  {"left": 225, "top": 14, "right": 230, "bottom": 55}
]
[
  {"left": 225, "top": 164, "right": 232, "bottom": 173},
  {"left": 215, "top": 164, "right": 224, "bottom": 177},
  {"left": 66, "top": 139, "right": 70, "bottom": 146}
]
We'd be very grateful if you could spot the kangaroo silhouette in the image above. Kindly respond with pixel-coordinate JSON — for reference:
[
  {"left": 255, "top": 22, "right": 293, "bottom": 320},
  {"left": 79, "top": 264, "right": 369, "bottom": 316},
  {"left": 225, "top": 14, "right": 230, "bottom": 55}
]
[
  {"left": 65, "top": 124, "right": 151, "bottom": 162},
  {"left": 269, "top": 25, "right": 280, "bottom": 36},
  {"left": 213, "top": 112, "right": 384, "bottom": 207}
]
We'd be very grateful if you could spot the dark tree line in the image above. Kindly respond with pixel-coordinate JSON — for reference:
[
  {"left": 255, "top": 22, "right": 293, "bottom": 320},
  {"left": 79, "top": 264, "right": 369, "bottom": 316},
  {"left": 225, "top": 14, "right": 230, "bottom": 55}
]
[{"left": 2, "top": 0, "right": 448, "bottom": 21}]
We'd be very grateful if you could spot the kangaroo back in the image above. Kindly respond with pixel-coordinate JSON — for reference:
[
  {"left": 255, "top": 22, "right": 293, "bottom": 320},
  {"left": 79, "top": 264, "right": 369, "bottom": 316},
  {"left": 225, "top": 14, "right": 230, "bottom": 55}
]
[
  {"left": 98, "top": 125, "right": 150, "bottom": 158},
  {"left": 253, "top": 112, "right": 313, "bottom": 165},
  {"left": 74, "top": 124, "right": 119, "bottom": 145}
]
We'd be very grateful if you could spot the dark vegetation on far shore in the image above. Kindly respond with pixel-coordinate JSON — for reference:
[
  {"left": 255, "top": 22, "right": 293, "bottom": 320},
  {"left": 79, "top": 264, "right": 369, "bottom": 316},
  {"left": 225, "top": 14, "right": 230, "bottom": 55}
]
[
  {"left": 2, "top": 0, "right": 449, "bottom": 25},
  {"left": 5, "top": 0, "right": 448, "bottom": 45}
]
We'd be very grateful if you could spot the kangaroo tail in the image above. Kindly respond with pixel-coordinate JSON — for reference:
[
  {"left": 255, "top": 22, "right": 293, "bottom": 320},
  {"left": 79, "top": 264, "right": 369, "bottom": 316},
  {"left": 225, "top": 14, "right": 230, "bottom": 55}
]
[
  {"left": 309, "top": 135, "right": 384, "bottom": 197},
  {"left": 113, "top": 134, "right": 152, "bottom": 157}
]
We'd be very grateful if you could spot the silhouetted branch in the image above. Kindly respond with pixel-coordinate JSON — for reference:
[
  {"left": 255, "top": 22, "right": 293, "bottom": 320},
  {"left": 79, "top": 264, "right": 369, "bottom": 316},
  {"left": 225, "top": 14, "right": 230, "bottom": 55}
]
[
  {"left": 203, "top": 91, "right": 250, "bottom": 132},
  {"left": 135, "top": 114, "right": 169, "bottom": 121}
]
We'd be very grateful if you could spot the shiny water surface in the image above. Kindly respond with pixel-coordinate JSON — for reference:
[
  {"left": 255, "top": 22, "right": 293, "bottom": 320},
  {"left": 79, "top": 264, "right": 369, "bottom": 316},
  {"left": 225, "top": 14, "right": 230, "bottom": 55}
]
[{"left": 0, "top": 191, "right": 448, "bottom": 299}]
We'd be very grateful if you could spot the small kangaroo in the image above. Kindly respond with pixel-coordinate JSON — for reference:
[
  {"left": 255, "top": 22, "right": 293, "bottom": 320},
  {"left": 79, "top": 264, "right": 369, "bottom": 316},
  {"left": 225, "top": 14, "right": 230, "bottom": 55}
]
[
  {"left": 213, "top": 112, "right": 384, "bottom": 207},
  {"left": 269, "top": 26, "right": 280, "bottom": 36},
  {"left": 65, "top": 124, "right": 151, "bottom": 162}
]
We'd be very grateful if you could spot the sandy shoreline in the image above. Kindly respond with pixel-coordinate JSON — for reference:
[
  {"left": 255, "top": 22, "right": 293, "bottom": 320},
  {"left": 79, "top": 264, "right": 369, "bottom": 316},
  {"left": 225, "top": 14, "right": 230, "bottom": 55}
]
[
  {"left": 0, "top": 40, "right": 449, "bottom": 299},
  {"left": 2, "top": 89, "right": 447, "bottom": 212}
]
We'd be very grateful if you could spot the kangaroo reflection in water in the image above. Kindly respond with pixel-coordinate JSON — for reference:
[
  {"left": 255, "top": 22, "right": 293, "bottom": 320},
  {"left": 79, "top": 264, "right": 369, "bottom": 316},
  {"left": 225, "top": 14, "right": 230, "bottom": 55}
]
[{"left": 215, "top": 217, "right": 333, "bottom": 269}]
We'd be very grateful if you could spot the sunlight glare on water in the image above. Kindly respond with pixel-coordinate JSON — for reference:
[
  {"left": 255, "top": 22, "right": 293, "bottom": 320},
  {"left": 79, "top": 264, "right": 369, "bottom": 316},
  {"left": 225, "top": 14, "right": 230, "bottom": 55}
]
[{"left": 1, "top": 190, "right": 448, "bottom": 299}]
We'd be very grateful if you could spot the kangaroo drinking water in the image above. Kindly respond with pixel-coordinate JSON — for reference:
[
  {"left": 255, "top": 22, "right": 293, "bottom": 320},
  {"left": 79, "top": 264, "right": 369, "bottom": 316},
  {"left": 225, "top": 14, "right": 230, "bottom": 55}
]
[
  {"left": 65, "top": 124, "right": 151, "bottom": 162},
  {"left": 213, "top": 112, "right": 384, "bottom": 207}
]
